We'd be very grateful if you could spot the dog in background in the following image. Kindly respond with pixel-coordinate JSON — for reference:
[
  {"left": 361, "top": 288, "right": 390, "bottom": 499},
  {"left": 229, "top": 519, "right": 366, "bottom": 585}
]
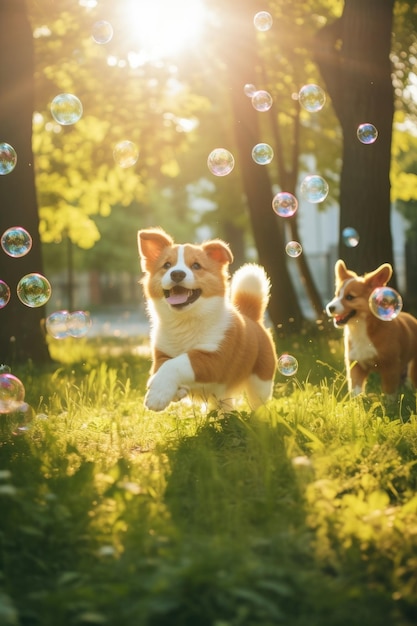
[
  {"left": 138, "top": 227, "right": 277, "bottom": 412},
  {"left": 326, "top": 259, "right": 417, "bottom": 397}
]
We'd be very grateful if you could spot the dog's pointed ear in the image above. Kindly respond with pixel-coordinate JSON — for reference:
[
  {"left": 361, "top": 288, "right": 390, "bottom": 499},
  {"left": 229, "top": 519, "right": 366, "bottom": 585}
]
[
  {"left": 365, "top": 263, "right": 393, "bottom": 288},
  {"left": 138, "top": 228, "right": 173, "bottom": 270},
  {"left": 335, "top": 259, "right": 355, "bottom": 283},
  {"left": 202, "top": 239, "right": 233, "bottom": 266}
]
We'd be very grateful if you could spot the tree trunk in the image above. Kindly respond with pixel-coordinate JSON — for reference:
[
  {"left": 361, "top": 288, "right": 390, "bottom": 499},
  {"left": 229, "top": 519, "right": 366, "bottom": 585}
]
[
  {"left": 0, "top": 0, "right": 51, "bottom": 365},
  {"left": 315, "top": 0, "right": 395, "bottom": 278},
  {"left": 219, "top": 0, "right": 304, "bottom": 331}
]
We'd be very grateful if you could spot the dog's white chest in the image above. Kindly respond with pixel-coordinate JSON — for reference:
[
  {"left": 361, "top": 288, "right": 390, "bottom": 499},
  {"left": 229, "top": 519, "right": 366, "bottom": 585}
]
[{"left": 345, "top": 319, "right": 378, "bottom": 365}]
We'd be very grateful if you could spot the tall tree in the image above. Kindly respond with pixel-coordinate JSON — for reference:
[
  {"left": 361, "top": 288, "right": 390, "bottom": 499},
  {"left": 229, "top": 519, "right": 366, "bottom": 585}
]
[
  {"left": 0, "top": 0, "right": 50, "bottom": 365},
  {"left": 315, "top": 0, "right": 395, "bottom": 276}
]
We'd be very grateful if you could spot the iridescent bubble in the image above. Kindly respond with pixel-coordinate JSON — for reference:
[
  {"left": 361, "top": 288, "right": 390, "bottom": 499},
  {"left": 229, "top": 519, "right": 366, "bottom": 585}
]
[
  {"left": 50, "top": 93, "right": 83, "bottom": 125},
  {"left": 0, "top": 281, "right": 11, "bottom": 309},
  {"left": 285, "top": 241, "right": 303, "bottom": 258},
  {"left": 113, "top": 140, "right": 139, "bottom": 168},
  {"left": 0, "top": 143, "right": 17, "bottom": 175},
  {"left": 277, "top": 354, "right": 298, "bottom": 376},
  {"left": 357, "top": 123, "right": 378, "bottom": 144},
  {"left": 251, "top": 143, "right": 274, "bottom": 165},
  {"left": 92, "top": 20, "right": 113, "bottom": 44},
  {"left": 272, "top": 192, "right": 298, "bottom": 218},
  {"left": 17, "top": 273, "right": 52, "bottom": 308},
  {"left": 251, "top": 90, "right": 273, "bottom": 112},
  {"left": 254, "top": 11, "right": 273, "bottom": 31},
  {"left": 207, "top": 148, "right": 235, "bottom": 176},
  {"left": 300, "top": 175, "right": 329, "bottom": 203},
  {"left": 68, "top": 310, "right": 92, "bottom": 337},
  {"left": 244, "top": 83, "right": 256, "bottom": 98},
  {"left": 298, "top": 84, "right": 326, "bottom": 112},
  {"left": 46, "top": 310, "right": 71, "bottom": 339},
  {"left": 369, "top": 287, "right": 403, "bottom": 321},
  {"left": 1, "top": 227, "right": 32, "bottom": 258},
  {"left": 342, "top": 226, "right": 360, "bottom": 248},
  {"left": 0, "top": 373, "right": 25, "bottom": 414}
]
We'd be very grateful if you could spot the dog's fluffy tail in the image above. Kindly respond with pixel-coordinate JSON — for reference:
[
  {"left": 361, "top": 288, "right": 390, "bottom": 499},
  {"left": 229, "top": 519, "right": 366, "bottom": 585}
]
[{"left": 230, "top": 263, "right": 271, "bottom": 322}]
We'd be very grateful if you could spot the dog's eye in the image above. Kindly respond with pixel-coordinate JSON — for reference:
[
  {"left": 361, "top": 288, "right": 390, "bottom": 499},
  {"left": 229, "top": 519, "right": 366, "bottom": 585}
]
[
  {"left": 191, "top": 262, "right": 202, "bottom": 270},
  {"left": 162, "top": 261, "right": 172, "bottom": 269},
  {"left": 346, "top": 294, "right": 355, "bottom": 301}
]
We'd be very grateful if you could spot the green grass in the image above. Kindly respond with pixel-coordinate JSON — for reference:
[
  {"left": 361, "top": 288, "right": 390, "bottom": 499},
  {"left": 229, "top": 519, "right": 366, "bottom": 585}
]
[{"left": 1, "top": 329, "right": 417, "bottom": 625}]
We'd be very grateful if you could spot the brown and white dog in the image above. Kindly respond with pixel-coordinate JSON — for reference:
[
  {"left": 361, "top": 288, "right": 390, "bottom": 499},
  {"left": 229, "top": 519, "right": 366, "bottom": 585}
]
[
  {"left": 138, "top": 227, "right": 277, "bottom": 411},
  {"left": 326, "top": 259, "right": 417, "bottom": 397}
]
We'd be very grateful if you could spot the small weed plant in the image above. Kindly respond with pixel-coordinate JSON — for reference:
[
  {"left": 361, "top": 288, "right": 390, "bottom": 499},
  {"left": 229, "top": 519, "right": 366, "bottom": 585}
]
[{"left": 1, "top": 330, "right": 417, "bottom": 626}]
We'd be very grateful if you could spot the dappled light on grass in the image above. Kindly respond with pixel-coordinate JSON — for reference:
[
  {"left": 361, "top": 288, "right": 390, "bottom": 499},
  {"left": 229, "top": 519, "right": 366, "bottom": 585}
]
[{"left": 2, "top": 337, "right": 417, "bottom": 624}]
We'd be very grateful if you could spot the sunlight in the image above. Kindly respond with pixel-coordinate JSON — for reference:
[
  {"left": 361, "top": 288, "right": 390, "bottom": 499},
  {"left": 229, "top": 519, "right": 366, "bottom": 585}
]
[{"left": 125, "top": 0, "right": 207, "bottom": 60}]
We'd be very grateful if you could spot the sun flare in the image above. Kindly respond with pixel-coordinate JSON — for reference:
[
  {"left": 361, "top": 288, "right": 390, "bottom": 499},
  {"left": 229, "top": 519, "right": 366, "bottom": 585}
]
[{"left": 125, "top": 0, "right": 207, "bottom": 60}]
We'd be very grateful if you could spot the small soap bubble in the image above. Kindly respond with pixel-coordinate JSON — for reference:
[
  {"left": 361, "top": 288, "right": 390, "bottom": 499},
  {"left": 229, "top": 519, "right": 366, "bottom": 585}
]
[
  {"left": 251, "top": 143, "right": 274, "bottom": 165},
  {"left": 298, "top": 84, "right": 326, "bottom": 112},
  {"left": 46, "top": 310, "right": 71, "bottom": 339},
  {"left": 50, "top": 93, "right": 83, "bottom": 125},
  {"left": 1, "top": 227, "right": 32, "bottom": 258},
  {"left": 278, "top": 354, "right": 298, "bottom": 376},
  {"left": 254, "top": 11, "right": 273, "bottom": 31},
  {"left": 0, "top": 281, "right": 11, "bottom": 309},
  {"left": 17, "top": 273, "right": 51, "bottom": 308},
  {"left": 244, "top": 83, "right": 256, "bottom": 98},
  {"left": 92, "top": 20, "right": 113, "bottom": 44},
  {"left": 300, "top": 175, "right": 329, "bottom": 203},
  {"left": 272, "top": 192, "right": 298, "bottom": 218},
  {"left": 369, "top": 287, "right": 403, "bottom": 321},
  {"left": 357, "top": 123, "right": 378, "bottom": 144},
  {"left": 342, "top": 226, "right": 360, "bottom": 248},
  {"left": 113, "top": 140, "right": 139, "bottom": 168},
  {"left": 0, "top": 373, "right": 25, "bottom": 414},
  {"left": 0, "top": 143, "right": 17, "bottom": 175},
  {"left": 68, "top": 310, "right": 92, "bottom": 337},
  {"left": 251, "top": 90, "right": 273, "bottom": 112},
  {"left": 207, "top": 148, "right": 235, "bottom": 176},
  {"left": 285, "top": 241, "right": 303, "bottom": 258}
]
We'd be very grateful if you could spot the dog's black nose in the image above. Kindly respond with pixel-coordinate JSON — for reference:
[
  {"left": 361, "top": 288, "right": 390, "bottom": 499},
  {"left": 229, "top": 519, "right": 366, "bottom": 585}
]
[
  {"left": 170, "top": 270, "right": 186, "bottom": 283},
  {"left": 327, "top": 305, "right": 335, "bottom": 314}
]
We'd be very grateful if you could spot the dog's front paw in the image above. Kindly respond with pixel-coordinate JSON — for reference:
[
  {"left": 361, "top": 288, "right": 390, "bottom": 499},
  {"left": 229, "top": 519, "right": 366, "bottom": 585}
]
[{"left": 144, "top": 374, "right": 178, "bottom": 412}]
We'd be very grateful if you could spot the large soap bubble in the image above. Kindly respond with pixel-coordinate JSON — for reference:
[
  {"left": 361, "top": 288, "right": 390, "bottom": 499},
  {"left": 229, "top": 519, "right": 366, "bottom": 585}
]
[
  {"left": 207, "top": 148, "right": 235, "bottom": 176},
  {"left": 0, "top": 143, "right": 17, "bottom": 175},
  {"left": 369, "top": 287, "right": 402, "bottom": 321},
  {"left": 0, "top": 373, "right": 25, "bottom": 414},
  {"left": 17, "top": 273, "right": 51, "bottom": 308},
  {"left": 1, "top": 227, "right": 32, "bottom": 258},
  {"left": 51, "top": 93, "right": 83, "bottom": 125}
]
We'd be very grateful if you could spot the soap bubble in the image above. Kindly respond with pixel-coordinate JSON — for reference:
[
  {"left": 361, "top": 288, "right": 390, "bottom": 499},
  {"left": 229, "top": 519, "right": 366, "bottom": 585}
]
[
  {"left": 369, "top": 287, "right": 403, "bottom": 321},
  {"left": 1, "top": 227, "right": 32, "bottom": 258},
  {"left": 278, "top": 354, "right": 298, "bottom": 376},
  {"left": 207, "top": 148, "right": 235, "bottom": 176},
  {"left": 0, "top": 373, "right": 25, "bottom": 414},
  {"left": 251, "top": 90, "right": 273, "bottom": 112},
  {"left": 342, "top": 226, "right": 360, "bottom": 248},
  {"left": 300, "top": 175, "right": 329, "bottom": 203},
  {"left": 357, "top": 123, "right": 378, "bottom": 144},
  {"left": 51, "top": 93, "right": 83, "bottom": 125},
  {"left": 46, "top": 310, "right": 71, "bottom": 339},
  {"left": 17, "top": 273, "right": 51, "bottom": 308},
  {"left": 92, "top": 20, "right": 113, "bottom": 44},
  {"left": 0, "top": 143, "right": 17, "bottom": 175},
  {"left": 251, "top": 143, "right": 274, "bottom": 165},
  {"left": 285, "top": 241, "right": 303, "bottom": 258},
  {"left": 298, "top": 84, "right": 326, "bottom": 112},
  {"left": 244, "top": 83, "right": 256, "bottom": 98},
  {"left": 272, "top": 192, "right": 298, "bottom": 218},
  {"left": 254, "top": 11, "right": 273, "bottom": 31},
  {"left": 0, "top": 281, "right": 11, "bottom": 309},
  {"left": 113, "top": 140, "right": 139, "bottom": 168},
  {"left": 68, "top": 311, "right": 92, "bottom": 337}
]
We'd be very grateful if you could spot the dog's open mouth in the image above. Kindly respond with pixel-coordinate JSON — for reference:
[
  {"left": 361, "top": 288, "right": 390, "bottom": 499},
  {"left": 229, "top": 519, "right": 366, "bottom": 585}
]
[
  {"left": 163, "top": 286, "right": 202, "bottom": 308},
  {"left": 333, "top": 309, "right": 356, "bottom": 326}
]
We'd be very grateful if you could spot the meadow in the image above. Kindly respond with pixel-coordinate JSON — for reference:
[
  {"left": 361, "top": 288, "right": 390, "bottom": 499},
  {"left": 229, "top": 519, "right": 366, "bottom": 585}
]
[{"left": 1, "top": 326, "right": 417, "bottom": 626}]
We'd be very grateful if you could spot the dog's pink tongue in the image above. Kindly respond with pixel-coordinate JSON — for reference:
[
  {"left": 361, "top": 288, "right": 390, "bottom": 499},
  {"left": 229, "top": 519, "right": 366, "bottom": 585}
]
[{"left": 166, "top": 292, "right": 189, "bottom": 305}]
